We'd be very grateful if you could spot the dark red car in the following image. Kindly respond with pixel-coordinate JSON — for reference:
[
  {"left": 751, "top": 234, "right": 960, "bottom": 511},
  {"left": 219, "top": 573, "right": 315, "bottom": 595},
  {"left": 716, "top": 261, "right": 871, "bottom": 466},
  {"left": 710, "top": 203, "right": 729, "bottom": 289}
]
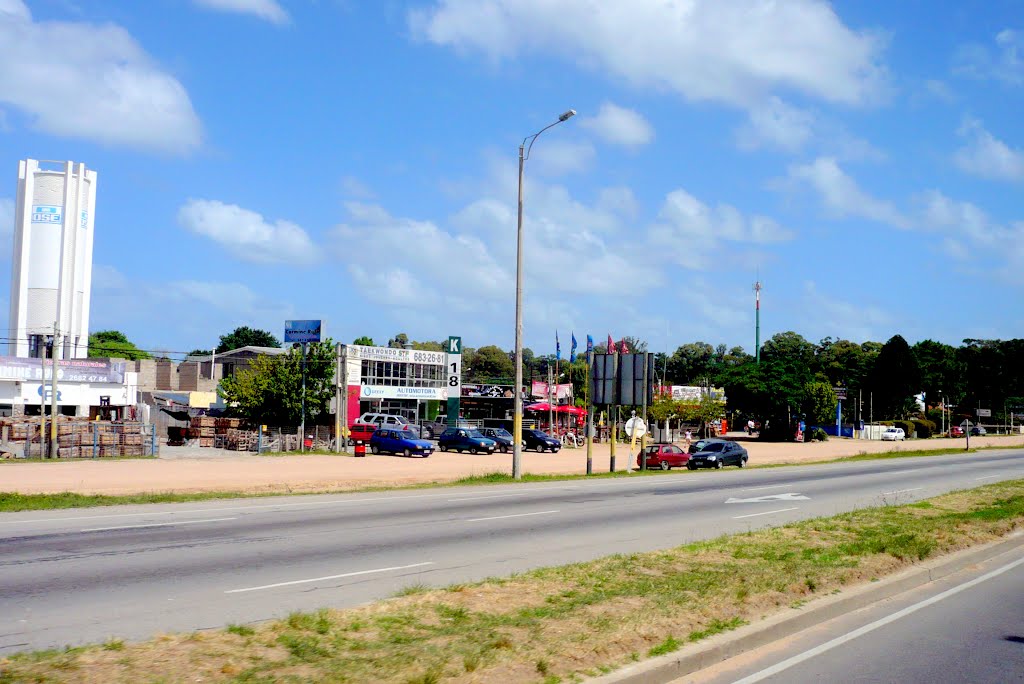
[
  {"left": 638, "top": 443, "right": 690, "bottom": 470},
  {"left": 949, "top": 426, "right": 964, "bottom": 437}
]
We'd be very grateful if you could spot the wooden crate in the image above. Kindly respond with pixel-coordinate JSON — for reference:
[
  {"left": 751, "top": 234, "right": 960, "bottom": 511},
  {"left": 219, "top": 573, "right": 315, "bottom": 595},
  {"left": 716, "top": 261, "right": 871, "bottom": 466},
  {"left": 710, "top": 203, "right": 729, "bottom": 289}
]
[
  {"left": 58, "top": 446, "right": 81, "bottom": 459},
  {"left": 99, "top": 434, "right": 117, "bottom": 445},
  {"left": 199, "top": 427, "right": 214, "bottom": 437},
  {"left": 198, "top": 437, "right": 214, "bottom": 447},
  {"left": 192, "top": 416, "right": 216, "bottom": 428},
  {"left": 122, "top": 434, "right": 144, "bottom": 445}
]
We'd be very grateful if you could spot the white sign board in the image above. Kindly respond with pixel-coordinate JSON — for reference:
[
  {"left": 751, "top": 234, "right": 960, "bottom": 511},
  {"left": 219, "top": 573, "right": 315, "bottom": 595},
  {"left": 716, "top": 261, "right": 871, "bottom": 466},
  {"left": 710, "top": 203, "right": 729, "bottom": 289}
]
[
  {"left": 348, "top": 345, "right": 446, "bottom": 365},
  {"left": 976, "top": 408, "right": 991, "bottom": 417},
  {"left": 360, "top": 385, "right": 448, "bottom": 400},
  {"left": 624, "top": 416, "right": 647, "bottom": 438}
]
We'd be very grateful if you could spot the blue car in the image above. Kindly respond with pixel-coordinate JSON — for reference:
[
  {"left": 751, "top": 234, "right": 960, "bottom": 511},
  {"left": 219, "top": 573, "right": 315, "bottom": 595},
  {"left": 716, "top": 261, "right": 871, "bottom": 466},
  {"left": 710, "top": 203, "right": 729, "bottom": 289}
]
[
  {"left": 438, "top": 427, "right": 497, "bottom": 454},
  {"left": 369, "top": 428, "right": 434, "bottom": 458}
]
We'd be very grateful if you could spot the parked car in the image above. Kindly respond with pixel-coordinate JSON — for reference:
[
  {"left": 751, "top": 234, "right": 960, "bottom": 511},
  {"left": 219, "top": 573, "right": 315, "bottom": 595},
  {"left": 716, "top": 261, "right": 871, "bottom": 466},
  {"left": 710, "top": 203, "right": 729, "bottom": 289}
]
[
  {"left": 687, "top": 437, "right": 727, "bottom": 454},
  {"left": 949, "top": 426, "right": 964, "bottom": 437},
  {"left": 438, "top": 427, "right": 496, "bottom": 454},
  {"left": 686, "top": 440, "right": 748, "bottom": 469},
  {"left": 478, "top": 427, "right": 515, "bottom": 453},
  {"left": 522, "top": 428, "right": 561, "bottom": 453},
  {"left": 348, "top": 422, "right": 378, "bottom": 444},
  {"left": 638, "top": 443, "right": 690, "bottom": 470},
  {"left": 881, "top": 427, "right": 906, "bottom": 441},
  {"left": 369, "top": 428, "right": 434, "bottom": 457},
  {"left": 422, "top": 416, "right": 474, "bottom": 440},
  {"left": 970, "top": 425, "right": 987, "bottom": 436},
  {"left": 357, "top": 412, "right": 421, "bottom": 437}
]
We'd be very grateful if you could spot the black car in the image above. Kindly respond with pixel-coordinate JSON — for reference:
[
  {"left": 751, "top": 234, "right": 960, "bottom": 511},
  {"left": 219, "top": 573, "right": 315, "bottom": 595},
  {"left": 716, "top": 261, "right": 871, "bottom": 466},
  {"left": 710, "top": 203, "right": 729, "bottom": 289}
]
[
  {"left": 438, "top": 428, "right": 496, "bottom": 454},
  {"left": 687, "top": 437, "right": 727, "bottom": 454},
  {"left": 522, "top": 428, "right": 561, "bottom": 453},
  {"left": 687, "top": 440, "right": 748, "bottom": 469},
  {"left": 478, "top": 427, "right": 515, "bottom": 453}
]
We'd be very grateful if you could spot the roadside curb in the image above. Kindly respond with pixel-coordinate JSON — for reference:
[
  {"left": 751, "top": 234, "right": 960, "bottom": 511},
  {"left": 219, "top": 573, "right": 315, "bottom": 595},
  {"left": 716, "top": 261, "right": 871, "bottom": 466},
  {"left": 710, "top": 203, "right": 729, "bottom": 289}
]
[{"left": 591, "top": 530, "right": 1024, "bottom": 684}]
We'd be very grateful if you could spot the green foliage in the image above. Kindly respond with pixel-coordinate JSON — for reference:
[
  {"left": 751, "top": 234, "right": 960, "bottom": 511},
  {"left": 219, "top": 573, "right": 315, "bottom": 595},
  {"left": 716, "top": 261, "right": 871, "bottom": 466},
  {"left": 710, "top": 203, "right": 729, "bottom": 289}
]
[
  {"left": 219, "top": 341, "right": 336, "bottom": 426},
  {"left": 893, "top": 419, "right": 915, "bottom": 437},
  {"left": 189, "top": 348, "right": 212, "bottom": 357},
  {"left": 216, "top": 326, "right": 280, "bottom": 354},
  {"left": 871, "top": 335, "right": 921, "bottom": 419},
  {"left": 911, "top": 419, "right": 936, "bottom": 439},
  {"left": 803, "top": 381, "right": 838, "bottom": 424},
  {"left": 87, "top": 330, "right": 151, "bottom": 360},
  {"left": 352, "top": 336, "right": 374, "bottom": 346},
  {"left": 811, "top": 427, "right": 829, "bottom": 441},
  {"left": 467, "top": 345, "right": 514, "bottom": 382}
]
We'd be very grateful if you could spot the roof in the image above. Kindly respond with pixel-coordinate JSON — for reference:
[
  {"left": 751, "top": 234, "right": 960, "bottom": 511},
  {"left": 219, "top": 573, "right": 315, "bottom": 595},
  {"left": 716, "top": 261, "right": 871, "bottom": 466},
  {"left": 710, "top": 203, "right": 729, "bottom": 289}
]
[{"left": 213, "top": 346, "right": 287, "bottom": 360}]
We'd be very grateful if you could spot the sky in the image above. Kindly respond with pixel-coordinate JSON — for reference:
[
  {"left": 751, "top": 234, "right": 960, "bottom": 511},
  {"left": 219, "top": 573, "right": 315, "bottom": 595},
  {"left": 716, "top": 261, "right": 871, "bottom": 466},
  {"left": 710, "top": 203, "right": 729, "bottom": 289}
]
[{"left": 0, "top": 0, "right": 1021, "bottom": 360}]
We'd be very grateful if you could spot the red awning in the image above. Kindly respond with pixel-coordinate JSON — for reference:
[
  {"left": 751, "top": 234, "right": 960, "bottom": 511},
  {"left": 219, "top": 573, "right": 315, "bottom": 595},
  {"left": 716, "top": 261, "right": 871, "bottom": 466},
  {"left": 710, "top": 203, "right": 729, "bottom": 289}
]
[{"left": 525, "top": 403, "right": 587, "bottom": 416}]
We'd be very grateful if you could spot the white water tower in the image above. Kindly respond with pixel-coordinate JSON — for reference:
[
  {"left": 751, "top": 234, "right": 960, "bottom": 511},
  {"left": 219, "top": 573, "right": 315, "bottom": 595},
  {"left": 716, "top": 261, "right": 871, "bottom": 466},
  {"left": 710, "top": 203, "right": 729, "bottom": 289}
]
[{"left": 8, "top": 159, "right": 97, "bottom": 359}]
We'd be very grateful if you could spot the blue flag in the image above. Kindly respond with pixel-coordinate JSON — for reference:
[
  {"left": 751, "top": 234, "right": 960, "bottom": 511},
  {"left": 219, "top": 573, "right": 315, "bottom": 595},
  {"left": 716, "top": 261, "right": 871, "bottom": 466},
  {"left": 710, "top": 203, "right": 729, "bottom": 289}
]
[
  {"left": 555, "top": 331, "right": 561, "bottom": 361},
  {"left": 586, "top": 334, "right": 594, "bottom": 354},
  {"left": 570, "top": 332, "right": 577, "bottom": 362}
]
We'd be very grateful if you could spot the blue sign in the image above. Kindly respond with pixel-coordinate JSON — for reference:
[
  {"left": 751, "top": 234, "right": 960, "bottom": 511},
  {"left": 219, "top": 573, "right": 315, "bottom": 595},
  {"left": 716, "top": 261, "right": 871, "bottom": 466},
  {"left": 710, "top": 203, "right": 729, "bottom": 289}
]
[
  {"left": 284, "top": 320, "right": 322, "bottom": 343},
  {"left": 32, "top": 205, "right": 62, "bottom": 224}
]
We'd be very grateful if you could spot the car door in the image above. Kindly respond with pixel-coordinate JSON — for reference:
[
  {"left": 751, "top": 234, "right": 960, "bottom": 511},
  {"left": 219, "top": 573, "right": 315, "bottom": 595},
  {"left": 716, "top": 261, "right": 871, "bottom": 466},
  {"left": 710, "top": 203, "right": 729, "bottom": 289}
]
[
  {"left": 379, "top": 430, "right": 396, "bottom": 453},
  {"left": 665, "top": 445, "right": 685, "bottom": 466}
]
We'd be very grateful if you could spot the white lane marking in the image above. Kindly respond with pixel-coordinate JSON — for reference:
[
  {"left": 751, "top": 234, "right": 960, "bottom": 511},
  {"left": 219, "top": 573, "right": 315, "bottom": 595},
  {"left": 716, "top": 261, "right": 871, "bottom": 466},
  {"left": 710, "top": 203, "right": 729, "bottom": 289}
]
[
  {"left": 225, "top": 562, "right": 435, "bottom": 594},
  {"left": 726, "top": 493, "right": 810, "bottom": 504},
  {"left": 732, "top": 507, "right": 799, "bottom": 520},
  {"left": 886, "top": 470, "right": 914, "bottom": 475},
  {"left": 742, "top": 484, "right": 793, "bottom": 492},
  {"left": 466, "top": 510, "right": 559, "bottom": 522},
  {"left": 974, "top": 475, "right": 1003, "bottom": 481},
  {"left": 82, "top": 517, "right": 237, "bottom": 532},
  {"left": 448, "top": 492, "right": 539, "bottom": 502},
  {"left": 879, "top": 488, "right": 923, "bottom": 496},
  {"left": 731, "top": 553, "right": 1024, "bottom": 683}
]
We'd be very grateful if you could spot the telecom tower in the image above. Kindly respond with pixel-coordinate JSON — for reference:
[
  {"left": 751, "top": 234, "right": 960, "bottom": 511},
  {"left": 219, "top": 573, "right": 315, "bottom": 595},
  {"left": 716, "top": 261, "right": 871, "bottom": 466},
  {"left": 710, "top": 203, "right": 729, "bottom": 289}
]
[
  {"left": 753, "top": 280, "right": 762, "bottom": 364},
  {"left": 8, "top": 159, "right": 97, "bottom": 359}
]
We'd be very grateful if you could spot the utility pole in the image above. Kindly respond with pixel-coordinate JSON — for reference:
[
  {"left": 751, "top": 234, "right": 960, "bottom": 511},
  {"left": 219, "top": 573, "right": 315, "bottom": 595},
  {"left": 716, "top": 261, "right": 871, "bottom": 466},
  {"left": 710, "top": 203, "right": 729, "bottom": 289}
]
[
  {"left": 334, "top": 343, "right": 342, "bottom": 453},
  {"left": 641, "top": 353, "right": 649, "bottom": 470},
  {"left": 548, "top": 366, "right": 555, "bottom": 436},
  {"left": 299, "top": 342, "right": 307, "bottom": 452},
  {"left": 49, "top": 323, "right": 59, "bottom": 459},
  {"left": 585, "top": 348, "right": 593, "bottom": 475},
  {"left": 753, "top": 280, "right": 762, "bottom": 364}
]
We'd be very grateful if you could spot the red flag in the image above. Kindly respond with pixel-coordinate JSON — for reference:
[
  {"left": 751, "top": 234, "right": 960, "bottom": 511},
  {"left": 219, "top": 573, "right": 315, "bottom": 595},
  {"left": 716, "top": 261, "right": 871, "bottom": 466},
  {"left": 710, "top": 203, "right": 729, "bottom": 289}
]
[
  {"left": 620, "top": 339, "right": 629, "bottom": 354},
  {"left": 606, "top": 334, "right": 615, "bottom": 353}
]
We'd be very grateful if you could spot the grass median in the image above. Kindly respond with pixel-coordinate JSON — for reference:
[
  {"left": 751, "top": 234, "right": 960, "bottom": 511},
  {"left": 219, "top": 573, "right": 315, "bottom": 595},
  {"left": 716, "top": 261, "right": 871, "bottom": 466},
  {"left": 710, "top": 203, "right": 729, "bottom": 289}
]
[{"left": 2, "top": 480, "right": 1022, "bottom": 684}]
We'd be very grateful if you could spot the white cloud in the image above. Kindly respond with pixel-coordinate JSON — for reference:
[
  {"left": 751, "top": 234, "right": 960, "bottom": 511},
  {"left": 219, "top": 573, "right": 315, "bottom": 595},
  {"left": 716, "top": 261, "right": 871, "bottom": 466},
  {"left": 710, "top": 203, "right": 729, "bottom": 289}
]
[
  {"left": 191, "top": 0, "right": 289, "bottom": 25},
  {"left": 339, "top": 175, "right": 376, "bottom": 200},
  {"left": 649, "top": 189, "right": 794, "bottom": 269},
  {"left": 736, "top": 97, "right": 816, "bottom": 152},
  {"left": 410, "top": 0, "right": 887, "bottom": 107},
  {"left": 801, "top": 281, "right": 894, "bottom": 342},
  {"left": 178, "top": 199, "right": 319, "bottom": 264},
  {"left": 787, "top": 157, "right": 911, "bottom": 228},
  {"left": 954, "top": 29, "right": 1024, "bottom": 85},
  {"left": 0, "top": 1, "right": 202, "bottom": 152},
  {"left": 954, "top": 118, "right": 1024, "bottom": 182},
  {"left": 580, "top": 102, "right": 654, "bottom": 147}
]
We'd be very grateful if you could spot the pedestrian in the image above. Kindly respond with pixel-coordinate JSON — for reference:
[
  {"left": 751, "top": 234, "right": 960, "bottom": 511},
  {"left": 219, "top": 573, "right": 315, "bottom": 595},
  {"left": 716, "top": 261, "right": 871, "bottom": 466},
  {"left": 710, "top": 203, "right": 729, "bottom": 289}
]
[{"left": 684, "top": 429, "right": 692, "bottom": 449}]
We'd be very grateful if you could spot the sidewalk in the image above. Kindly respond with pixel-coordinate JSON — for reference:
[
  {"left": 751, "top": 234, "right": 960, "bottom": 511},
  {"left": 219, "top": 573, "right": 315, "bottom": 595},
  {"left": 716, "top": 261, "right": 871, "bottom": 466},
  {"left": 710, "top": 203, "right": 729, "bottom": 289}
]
[{"left": 1, "top": 433, "right": 1022, "bottom": 496}]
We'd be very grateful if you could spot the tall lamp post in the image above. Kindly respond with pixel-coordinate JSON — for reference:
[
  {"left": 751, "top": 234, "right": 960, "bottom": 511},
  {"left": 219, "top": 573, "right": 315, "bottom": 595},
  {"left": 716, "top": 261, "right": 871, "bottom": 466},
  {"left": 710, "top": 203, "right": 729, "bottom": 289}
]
[{"left": 513, "top": 109, "right": 576, "bottom": 480}]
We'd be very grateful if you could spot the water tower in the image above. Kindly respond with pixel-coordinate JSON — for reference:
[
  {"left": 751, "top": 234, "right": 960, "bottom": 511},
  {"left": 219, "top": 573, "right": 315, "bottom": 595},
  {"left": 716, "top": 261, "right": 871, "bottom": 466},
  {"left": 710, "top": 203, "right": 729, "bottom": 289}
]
[{"left": 8, "top": 159, "right": 97, "bottom": 359}]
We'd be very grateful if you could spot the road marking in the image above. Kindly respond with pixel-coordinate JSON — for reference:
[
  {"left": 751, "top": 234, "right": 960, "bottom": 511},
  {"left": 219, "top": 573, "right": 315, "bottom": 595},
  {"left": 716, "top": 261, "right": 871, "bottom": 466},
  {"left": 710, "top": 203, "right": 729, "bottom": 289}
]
[
  {"left": 742, "top": 484, "right": 793, "bottom": 492},
  {"left": 82, "top": 517, "right": 237, "bottom": 532},
  {"left": 466, "top": 510, "right": 559, "bottom": 522},
  {"left": 879, "top": 488, "right": 923, "bottom": 496},
  {"left": 974, "top": 475, "right": 1003, "bottom": 481},
  {"left": 448, "top": 492, "right": 536, "bottom": 502},
  {"left": 732, "top": 507, "right": 799, "bottom": 520},
  {"left": 726, "top": 493, "right": 810, "bottom": 504},
  {"left": 886, "top": 470, "right": 914, "bottom": 475},
  {"left": 225, "top": 562, "right": 435, "bottom": 594},
  {"left": 731, "top": 553, "right": 1024, "bottom": 683}
]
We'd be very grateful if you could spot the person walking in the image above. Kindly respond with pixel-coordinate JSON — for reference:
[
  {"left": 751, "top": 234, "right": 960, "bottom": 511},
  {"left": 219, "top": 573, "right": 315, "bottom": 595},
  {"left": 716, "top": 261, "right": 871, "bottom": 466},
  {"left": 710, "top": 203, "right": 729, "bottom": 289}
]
[{"left": 684, "top": 429, "right": 692, "bottom": 449}]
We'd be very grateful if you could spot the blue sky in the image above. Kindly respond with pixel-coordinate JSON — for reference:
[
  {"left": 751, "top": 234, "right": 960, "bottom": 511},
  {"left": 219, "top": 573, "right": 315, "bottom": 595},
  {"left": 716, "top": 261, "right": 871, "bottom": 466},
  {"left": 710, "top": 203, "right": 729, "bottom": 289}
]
[{"left": 0, "top": 0, "right": 1021, "bottom": 360}]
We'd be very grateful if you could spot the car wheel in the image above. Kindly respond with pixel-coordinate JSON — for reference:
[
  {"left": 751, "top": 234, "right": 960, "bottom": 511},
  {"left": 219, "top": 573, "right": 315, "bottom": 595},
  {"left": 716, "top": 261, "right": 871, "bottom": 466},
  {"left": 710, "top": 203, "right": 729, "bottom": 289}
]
[
  {"left": 738, "top": 457, "right": 746, "bottom": 468},
  {"left": 659, "top": 460, "right": 670, "bottom": 471},
  {"left": 470, "top": 447, "right": 478, "bottom": 454},
  {"left": 500, "top": 445, "right": 508, "bottom": 453},
  {"left": 687, "top": 463, "right": 695, "bottom": 470},
  {"left": 404, "top": 448, "right": 411, "bottom": 458},
  {"left": 371, "top": 445, "right": 380, "bottom": 455},
  {"left": 714, "top": 460, "right": 723, "bottom": 469}
]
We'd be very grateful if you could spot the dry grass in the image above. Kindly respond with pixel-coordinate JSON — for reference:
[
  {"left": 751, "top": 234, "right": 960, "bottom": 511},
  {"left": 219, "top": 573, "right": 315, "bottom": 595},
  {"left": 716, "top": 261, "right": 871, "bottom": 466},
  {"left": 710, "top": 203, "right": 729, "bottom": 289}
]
[{"left": 2, "top": 480, "right": 1023, "bottom": 684}]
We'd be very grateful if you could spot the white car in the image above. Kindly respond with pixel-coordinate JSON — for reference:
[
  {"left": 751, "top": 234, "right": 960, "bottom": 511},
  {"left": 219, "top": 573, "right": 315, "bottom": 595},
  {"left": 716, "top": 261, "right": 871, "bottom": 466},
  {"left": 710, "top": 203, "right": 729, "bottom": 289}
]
[
  {"left": 881, "top": 427, "right": 906, "bottom": 441},
  {"left": 356, "top": 413, "right": 421, "bottom": 437}
]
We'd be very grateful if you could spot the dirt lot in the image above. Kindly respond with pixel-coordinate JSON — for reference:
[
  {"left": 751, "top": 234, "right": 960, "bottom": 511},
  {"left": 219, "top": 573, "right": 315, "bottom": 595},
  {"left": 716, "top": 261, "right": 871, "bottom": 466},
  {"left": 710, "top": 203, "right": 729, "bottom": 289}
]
[{"left": 2, "top": 433, "right": 1023, "bottom": 496}]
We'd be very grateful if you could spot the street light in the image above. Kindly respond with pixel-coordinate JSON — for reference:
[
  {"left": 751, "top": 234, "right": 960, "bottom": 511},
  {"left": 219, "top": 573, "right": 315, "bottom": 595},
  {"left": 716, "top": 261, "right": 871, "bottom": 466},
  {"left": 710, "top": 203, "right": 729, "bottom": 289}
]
[{"left": 513, "top": 109, "right": 576, "bottom": 480}]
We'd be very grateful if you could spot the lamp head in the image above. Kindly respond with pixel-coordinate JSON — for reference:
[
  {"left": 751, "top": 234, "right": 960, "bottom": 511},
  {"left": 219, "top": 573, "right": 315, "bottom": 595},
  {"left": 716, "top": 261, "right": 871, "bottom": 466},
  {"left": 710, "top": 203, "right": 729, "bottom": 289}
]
[{"left": 559, "top": 109, "right": 576, "bottom": 122}]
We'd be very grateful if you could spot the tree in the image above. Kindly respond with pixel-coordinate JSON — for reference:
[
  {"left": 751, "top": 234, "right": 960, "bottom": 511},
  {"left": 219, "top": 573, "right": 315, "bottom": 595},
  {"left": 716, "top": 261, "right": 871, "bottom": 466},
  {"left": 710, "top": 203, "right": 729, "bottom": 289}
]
[
  {"left": 189, "top": 348, "right": 212, "bottom": 357},
  {"left": 387, "top": 333, "right": 409, "bottom": 349},
  {"left": 467, "top": 345, "right": 514, "bottom": 382},
  {"left": 216, "top": 327, "right": 280, "bottom": 354},
  {"left": 668, "top": 342, "right": 715, "bottom": 384},
  {"left": 870, "top": 335, "right": 921, "bottom": 419},
  {"left": 619, "top": 336, "right": 648, "bottom": 354},
  {"left": 88, "top": 330, "right": 150, "bottom": 361},
  {"left": 803, "top": 381, "right": 838, "bottom": 425},
  {"left": 219, "top": 341, "right": 336, "bottom": 425},
  {"left": 912, "top": 340, "right": 959, "bottom": 408},
  {"left": 352, "top": 336, "right": 374, "bottom": 346}
]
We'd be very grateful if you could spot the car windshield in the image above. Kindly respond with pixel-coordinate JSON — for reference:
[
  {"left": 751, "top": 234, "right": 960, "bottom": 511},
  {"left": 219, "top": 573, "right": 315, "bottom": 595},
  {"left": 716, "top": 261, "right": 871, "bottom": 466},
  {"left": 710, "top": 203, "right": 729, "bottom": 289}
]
[
  {"left": 398, "top": 430, "right": 416, "bottom": 439},
  {"left": 491, "top": 429, "right": 512, "bottom": 438},
  {"left": 701, "top": 442, "right": 725, "bottom": 452},
  {"left": 467, "top": 429, "right": 485, "bottom": 438}
]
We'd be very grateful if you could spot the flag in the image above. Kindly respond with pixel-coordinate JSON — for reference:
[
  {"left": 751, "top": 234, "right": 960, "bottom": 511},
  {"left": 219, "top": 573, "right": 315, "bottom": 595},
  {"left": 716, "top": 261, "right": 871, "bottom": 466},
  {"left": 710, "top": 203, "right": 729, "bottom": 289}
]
[
  {"left": 556, "top": 331, "right": 561, "bottom": 361},
  {"left": 607, "top": 334, "right": 615, "bottom": 353},
  {"left": 620, "top": 339, "right": 629, "bottom": 354},
  {"left": 570, "top": 332, "right": 577, "bottom": 362},
  {"left": 586, "top": 334, "right": 594, "bottom": 354}
]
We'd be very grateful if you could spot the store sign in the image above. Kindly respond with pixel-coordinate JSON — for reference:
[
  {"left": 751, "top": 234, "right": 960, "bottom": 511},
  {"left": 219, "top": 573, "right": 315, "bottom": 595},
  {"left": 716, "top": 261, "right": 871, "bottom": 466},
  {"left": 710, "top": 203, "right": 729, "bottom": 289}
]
[
  {"left": 0, "top": 356, "right": 125, "bottom": 384},
  {"left": 446, "top": 336, "right": 462, "bottom": 424},
  {"left": 284, "top": 320, "right": 322, "bottom": 343},
  {"left": 31, "top": 205, "right": 62, "bottom": 224},
  {"left": 349, "top": 345, "right": 446, "bottom": 365},
  {"left": 360, "top": 385, "right": 448, "bottom": 400}
]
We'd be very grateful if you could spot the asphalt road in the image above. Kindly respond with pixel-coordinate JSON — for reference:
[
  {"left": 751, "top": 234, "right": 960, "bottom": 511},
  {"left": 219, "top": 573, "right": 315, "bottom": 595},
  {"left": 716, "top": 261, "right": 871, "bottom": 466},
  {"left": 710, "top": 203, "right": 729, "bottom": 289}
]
[
  {"left": 1, "top": 450, "right": 1022, "bottom": 655},
  {"left": 684, "top": 542, "right": 1024, "bottom": 684}
]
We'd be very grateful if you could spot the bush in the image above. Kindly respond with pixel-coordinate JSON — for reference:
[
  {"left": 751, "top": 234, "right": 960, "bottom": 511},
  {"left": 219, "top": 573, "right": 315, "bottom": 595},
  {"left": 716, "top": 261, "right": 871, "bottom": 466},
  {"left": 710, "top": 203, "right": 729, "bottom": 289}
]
[
  {"left": 894, "top": 420, "right": 916, "bottom": 438},
  {"left": 811, "top": 427, "right": 828, "bottom": 441},
  {"left": 911, "top": 419, "right": 937, "bottom": 439}
]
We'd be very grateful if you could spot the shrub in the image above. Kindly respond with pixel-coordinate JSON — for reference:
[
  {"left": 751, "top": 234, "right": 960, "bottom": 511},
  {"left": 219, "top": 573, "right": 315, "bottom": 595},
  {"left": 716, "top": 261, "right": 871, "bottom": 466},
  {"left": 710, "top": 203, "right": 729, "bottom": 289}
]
[
  {"left": 911, "top": 419, "right": 936, "bottom": 439},
  {"left": 893, "top": 420, "right": 915, "bottom": 438},
  {"left": 811, "top": 427, "right": 829, "bottom": 441}
]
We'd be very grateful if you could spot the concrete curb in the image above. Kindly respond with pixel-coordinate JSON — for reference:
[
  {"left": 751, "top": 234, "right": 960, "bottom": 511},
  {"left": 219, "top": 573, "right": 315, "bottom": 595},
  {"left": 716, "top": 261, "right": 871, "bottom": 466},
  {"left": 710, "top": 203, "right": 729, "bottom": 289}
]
[{"left": 590, "top": 530, "right": 1024, "bottom": 684}]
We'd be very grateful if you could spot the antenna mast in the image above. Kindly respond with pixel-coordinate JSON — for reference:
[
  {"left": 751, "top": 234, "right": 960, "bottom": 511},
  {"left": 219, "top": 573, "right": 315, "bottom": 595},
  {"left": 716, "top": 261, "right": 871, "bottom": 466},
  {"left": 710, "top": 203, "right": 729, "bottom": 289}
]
[{"left": 753, "top": 281, "right": 762, "bottom": 364}]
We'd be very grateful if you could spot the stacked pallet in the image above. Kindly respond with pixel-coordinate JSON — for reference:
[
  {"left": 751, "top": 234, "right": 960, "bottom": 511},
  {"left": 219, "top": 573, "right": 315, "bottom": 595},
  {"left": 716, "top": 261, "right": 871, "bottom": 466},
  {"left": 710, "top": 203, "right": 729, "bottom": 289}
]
[
  {"left": 225, "top": 428, "right": 257, "bottom": 451},
  {"left": 0, "top": 417, "right": 149, "bottom": 458}
]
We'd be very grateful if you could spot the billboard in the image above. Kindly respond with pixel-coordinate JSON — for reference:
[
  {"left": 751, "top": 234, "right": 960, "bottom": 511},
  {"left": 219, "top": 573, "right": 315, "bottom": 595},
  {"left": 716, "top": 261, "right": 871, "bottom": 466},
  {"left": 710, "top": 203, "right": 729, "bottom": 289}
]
[
  {"left": 0, "top": 356, "right": 125, "bottom": 384},
  {"left": 284, "top": 320, "right": 322, "bottom": 343},
  {"left": 348, "top": 345, "right": 445, "bottom": 365}
]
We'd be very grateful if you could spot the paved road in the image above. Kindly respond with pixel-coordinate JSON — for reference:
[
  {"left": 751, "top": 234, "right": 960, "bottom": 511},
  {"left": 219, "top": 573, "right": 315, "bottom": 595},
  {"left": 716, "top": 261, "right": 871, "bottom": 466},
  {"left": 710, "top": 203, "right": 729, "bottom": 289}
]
[
  {"left": 1, "top": 450, "right": 1022, "bottom": 655},
  {"left": 684, "top": 542, "right": 1024, "bottom": 684}
]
